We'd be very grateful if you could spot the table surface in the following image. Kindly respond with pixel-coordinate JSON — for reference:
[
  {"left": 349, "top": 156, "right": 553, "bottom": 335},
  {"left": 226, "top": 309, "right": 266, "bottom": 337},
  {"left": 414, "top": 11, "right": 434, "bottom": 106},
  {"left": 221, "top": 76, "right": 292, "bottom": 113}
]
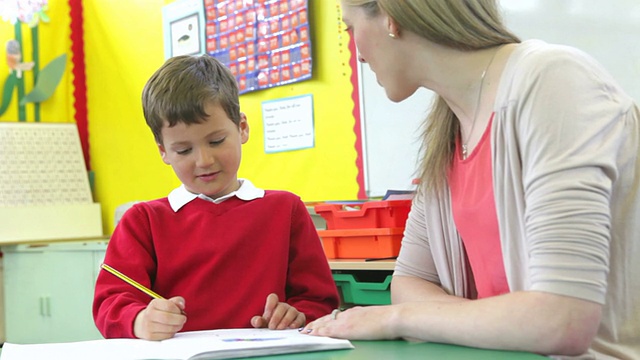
[
  {"left": 0, "top": 340, "right": 548, "bottom": 360},
  {"left": 259, "top": 339, "right": 547, "bottom": 359}
]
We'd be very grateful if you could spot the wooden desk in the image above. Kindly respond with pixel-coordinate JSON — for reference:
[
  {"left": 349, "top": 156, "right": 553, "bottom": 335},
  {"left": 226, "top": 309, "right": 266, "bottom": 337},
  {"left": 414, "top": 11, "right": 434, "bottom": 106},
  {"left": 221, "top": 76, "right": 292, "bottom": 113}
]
[{"left": 259, "top": 339, "right": 547, "bottom": 359}]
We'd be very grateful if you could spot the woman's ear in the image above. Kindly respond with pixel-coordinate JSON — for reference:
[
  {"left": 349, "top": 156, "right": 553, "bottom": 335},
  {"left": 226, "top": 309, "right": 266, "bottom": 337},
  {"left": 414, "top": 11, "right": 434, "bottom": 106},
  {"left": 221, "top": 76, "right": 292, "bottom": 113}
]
[{"left": 387, "top": 16, "right": 400, "bottom": 38}]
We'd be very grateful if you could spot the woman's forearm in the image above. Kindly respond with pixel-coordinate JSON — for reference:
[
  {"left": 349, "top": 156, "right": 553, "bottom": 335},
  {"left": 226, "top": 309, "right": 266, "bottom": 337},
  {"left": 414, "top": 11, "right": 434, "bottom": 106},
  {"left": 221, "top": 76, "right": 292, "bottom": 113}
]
[
  {"left": 391, "top": 275, "right": 468, "bottom": 304},
  {"left": 392, "top": 290, "right": 601, "bottom": 356}
]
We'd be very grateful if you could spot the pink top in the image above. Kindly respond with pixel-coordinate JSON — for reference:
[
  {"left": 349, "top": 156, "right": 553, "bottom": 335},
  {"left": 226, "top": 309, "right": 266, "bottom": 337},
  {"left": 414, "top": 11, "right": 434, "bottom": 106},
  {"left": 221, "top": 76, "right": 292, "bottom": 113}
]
[{"left": 449, "top": 115, "right": 509, "bottom": 298}]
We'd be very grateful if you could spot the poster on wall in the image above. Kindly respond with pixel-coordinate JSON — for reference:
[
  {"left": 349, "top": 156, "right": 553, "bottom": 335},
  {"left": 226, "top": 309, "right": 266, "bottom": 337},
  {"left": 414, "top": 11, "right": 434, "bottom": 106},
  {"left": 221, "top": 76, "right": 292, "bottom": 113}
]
[
  {"left": 204, "top": 0, "right": 312, "bottom": 94},
  {"left": 163, "top": 0, "right": 207, "bottom": 59},
  {"left": 170, "top": 13, "right": 202, "bottom": 56},
  {"left": 262, "top": 94, "right": 314, "bottom": 153},
  {"left": 162, "top": 0, "right": 312, "bottom": 94}
]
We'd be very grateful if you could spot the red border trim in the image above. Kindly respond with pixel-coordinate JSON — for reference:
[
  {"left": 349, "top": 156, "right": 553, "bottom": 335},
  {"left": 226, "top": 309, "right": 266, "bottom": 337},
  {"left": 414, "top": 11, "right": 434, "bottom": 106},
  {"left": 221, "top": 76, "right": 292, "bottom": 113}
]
[
  {"left": 69, "top": 0, "right": 89, "bottom": 170},
  {"left": 348, "top": 37, "right": 366, "bottom": 199}
]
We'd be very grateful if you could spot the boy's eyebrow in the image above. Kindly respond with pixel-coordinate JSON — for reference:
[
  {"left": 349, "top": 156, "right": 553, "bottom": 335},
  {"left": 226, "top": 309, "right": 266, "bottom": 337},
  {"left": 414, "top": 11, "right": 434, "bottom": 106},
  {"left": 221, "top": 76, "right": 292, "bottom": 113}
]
[
  {"left": 167, "top": 130, "right": 228, "bottom": 147},
  {"left": 165, "top": 140, "right": 193, "bottom": 150},
  {"left": 204, "top": 129, "right": 228, "bottom": 137},
  {"left": 167, "top": 140, "right": 191, "bottom": 147}
]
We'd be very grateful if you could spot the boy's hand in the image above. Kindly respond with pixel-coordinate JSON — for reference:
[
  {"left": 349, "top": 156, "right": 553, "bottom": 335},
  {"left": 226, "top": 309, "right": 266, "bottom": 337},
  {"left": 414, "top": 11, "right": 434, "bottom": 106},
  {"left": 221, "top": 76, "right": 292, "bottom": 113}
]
[
  {"left": 251, "top": 293, "right": 306, "bottom": 330},
  {"left": 133, "top": 296, "right": 187, "bottom": 340}
]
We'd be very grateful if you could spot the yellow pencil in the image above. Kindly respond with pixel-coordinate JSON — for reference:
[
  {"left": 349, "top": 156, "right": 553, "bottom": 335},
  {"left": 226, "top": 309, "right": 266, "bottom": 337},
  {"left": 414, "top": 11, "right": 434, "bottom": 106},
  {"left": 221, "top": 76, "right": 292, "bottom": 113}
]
[{"left": 101, "top": 263, "right": 164, "bottom": 299}]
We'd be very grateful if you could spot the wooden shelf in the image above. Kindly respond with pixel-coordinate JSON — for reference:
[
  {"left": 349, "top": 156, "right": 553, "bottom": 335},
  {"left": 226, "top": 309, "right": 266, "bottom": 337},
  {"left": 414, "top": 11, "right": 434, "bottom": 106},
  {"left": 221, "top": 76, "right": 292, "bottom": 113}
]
[{"left": 328, "top": 259, "right": 395, "bottom": 271}]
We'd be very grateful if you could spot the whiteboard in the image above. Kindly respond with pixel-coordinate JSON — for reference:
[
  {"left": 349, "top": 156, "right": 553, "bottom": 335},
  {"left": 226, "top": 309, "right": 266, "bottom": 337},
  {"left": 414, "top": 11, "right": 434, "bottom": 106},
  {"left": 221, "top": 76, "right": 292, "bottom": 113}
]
[{"left": 359, "top": 0, "right": 640, "bottom": 197}]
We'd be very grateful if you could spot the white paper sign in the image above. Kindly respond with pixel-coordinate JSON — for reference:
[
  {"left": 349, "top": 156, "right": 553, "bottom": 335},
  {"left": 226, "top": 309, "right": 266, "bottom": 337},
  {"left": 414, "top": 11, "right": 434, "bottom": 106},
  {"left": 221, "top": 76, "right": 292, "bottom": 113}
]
[{"left": 262, "top": 94, "right": 314, "bottom": 153}]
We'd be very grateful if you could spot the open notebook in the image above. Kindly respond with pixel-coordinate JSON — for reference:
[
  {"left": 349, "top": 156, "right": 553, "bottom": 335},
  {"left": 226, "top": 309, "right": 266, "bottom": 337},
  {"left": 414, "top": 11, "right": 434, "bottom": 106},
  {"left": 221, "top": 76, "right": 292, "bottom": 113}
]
[{"left": 0, "top": 328, "right": 354, "bottom": 360}]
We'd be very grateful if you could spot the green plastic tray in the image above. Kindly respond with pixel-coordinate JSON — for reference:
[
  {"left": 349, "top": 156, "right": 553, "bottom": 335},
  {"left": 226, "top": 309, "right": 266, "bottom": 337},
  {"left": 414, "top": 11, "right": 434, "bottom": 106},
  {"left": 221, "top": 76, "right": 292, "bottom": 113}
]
[{"left": 332, "top": 273, "right": 392, "bottom": 305}]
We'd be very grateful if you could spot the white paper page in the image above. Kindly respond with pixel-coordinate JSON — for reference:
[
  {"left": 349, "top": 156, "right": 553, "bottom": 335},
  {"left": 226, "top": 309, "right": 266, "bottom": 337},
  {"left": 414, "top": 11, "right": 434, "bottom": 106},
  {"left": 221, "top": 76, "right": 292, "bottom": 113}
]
[
  {"left": 0, "top": 329, "right": 353, "bottom": 360},
  {"left": 163, "top": 329, "right": 353, "bottom": 359},
  {"left": 0, "top": 339, "right": 163, "bottom": 360}
]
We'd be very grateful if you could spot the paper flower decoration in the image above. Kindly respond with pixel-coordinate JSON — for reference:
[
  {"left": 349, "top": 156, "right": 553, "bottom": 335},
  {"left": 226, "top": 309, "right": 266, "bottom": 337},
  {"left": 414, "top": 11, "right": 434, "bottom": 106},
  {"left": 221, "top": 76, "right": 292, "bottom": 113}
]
[
  {"left": 0, "top": 0, "right": 65, "bottom": 121},
  {"left": 0, "top": 0, "right": 49, "bottom": 27},
  {"left": 6, "top": 39, "right": 34, "bottom": 78}
]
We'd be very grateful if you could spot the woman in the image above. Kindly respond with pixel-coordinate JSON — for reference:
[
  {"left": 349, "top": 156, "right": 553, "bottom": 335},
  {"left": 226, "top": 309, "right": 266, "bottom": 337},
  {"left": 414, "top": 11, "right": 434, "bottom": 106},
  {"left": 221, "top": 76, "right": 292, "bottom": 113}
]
[{"left": 303, "top": 1, "right": 640, "bottom": 359}]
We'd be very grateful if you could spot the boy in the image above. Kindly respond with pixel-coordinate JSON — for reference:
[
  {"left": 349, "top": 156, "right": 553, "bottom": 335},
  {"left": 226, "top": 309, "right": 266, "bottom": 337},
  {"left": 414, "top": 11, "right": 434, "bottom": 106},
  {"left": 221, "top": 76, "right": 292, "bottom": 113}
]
[{"left": 93, "top": 54, "right": 339, "bottom": 340}]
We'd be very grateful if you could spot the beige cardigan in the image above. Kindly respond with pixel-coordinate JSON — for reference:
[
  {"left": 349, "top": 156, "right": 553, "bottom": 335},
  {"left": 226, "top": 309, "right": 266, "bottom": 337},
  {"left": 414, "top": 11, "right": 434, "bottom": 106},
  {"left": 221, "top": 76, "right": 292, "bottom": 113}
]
[{"left": 395, "top": 40, "right": 640, "bottom": 359}]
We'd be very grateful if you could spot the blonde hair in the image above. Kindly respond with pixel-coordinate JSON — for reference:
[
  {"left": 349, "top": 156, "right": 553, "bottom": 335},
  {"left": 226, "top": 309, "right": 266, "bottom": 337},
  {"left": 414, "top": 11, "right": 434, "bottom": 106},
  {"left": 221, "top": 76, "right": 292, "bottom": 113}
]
[{"left": 343, "top": 0, "right": 520, "bottom": 193}]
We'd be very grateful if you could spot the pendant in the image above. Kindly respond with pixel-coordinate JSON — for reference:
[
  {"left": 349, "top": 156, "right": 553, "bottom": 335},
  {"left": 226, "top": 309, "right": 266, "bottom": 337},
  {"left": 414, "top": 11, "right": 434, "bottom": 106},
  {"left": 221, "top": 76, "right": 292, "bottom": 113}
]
[{"left": 462, "top": 144, "right": 468, "bottom": 159}]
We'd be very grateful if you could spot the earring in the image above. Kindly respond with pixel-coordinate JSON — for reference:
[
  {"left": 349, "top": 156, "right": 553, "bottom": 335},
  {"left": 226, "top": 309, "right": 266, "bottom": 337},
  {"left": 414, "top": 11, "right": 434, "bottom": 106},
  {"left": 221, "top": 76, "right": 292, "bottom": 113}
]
[{"left": 388, "top": 33, "right": 396, "bottom": 39}]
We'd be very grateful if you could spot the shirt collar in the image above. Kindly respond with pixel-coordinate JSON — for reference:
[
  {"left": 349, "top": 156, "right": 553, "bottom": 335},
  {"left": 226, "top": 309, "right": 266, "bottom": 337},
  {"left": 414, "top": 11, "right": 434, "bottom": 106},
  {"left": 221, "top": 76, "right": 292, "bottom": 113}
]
[{"left": 167, "top": 178, "right": 265, "bottom": 212}]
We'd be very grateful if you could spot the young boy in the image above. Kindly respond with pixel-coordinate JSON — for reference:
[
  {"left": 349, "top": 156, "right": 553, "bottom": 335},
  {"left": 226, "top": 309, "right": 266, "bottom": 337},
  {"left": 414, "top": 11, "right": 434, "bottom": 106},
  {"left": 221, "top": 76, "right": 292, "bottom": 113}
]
[{"left": 93, "top": 54, "right": 339, "bottom": 340}]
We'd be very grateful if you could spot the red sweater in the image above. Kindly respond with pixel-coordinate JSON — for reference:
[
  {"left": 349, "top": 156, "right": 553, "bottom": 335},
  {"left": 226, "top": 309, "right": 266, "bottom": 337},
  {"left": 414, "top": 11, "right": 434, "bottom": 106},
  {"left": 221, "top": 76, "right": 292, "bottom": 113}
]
[{"left": 93, "top": 191, "right": 339, "bottom": 338}]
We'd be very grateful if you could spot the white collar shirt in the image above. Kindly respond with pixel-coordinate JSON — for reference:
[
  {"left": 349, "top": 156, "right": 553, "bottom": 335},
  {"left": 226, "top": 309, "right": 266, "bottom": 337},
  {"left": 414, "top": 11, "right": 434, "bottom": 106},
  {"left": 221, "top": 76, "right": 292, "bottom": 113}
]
[{"left": 167, "top": 178, "right": 265, "bottom": 212}]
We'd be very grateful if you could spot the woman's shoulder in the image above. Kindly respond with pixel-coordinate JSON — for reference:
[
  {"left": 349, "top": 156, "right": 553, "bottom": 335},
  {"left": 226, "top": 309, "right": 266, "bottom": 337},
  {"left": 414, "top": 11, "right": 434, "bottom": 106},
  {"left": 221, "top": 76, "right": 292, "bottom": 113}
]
[
  {"left": 511, "top": 40, "right": 590, "bottom": 64},
  {"left": 505, "top": 39, "right": 610, "bottom": 81},
  {"left": 498, "top": 39, "right": 625, "bottom": 104}
]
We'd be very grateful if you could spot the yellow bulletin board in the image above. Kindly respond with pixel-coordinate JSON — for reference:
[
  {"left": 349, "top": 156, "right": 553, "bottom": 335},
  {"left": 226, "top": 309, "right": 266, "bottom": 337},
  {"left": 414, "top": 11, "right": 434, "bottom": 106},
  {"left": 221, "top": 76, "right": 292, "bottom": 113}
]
[
  {"left": 231, "top": 0, "right": 360, "bottom": 202},
  {"left": 86, "top": 0, "right": 360, "bottom": 233}
]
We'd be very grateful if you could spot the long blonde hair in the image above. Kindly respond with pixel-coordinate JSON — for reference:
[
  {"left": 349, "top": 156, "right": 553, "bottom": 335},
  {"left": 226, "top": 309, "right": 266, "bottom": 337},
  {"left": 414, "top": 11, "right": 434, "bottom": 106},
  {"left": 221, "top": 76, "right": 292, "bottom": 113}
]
[{"left": 343, "top": 0, "right": 520, "bottom": 193}]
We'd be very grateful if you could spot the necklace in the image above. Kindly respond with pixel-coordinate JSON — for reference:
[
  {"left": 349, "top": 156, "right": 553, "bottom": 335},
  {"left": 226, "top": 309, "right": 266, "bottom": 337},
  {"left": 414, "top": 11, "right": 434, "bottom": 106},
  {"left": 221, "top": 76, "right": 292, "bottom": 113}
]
[{"left": 461, "top": 48, "right": 500, "bottom": 159}]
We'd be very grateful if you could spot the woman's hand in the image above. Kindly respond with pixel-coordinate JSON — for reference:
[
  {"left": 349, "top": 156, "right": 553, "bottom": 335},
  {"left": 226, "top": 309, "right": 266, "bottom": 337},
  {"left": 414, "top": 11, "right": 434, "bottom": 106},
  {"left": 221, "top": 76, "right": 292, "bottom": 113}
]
[{"left": 301, "top": 305, "right": 399, "bottom": 340}]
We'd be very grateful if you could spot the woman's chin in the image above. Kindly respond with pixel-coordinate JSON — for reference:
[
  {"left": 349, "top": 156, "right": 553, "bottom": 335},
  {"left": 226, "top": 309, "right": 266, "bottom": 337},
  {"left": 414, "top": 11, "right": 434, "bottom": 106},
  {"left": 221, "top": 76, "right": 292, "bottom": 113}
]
[{"left": 385, "top": 91, "right": 407, "bottom": 103}]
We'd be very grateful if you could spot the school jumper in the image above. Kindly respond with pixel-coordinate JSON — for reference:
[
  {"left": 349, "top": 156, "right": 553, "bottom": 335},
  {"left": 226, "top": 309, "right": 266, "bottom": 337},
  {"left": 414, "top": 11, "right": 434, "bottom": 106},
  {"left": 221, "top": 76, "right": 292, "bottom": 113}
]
[{"left": 93, "top": 180, "right": 339, "bottom": 338}]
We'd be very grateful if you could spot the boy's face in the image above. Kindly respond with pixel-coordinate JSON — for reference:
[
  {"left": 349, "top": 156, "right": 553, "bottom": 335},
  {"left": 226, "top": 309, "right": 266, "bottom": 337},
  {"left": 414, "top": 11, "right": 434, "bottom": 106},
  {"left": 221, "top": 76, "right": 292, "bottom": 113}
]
[{"left": 158, "top": 101, "right": 249, "bottom": 199}]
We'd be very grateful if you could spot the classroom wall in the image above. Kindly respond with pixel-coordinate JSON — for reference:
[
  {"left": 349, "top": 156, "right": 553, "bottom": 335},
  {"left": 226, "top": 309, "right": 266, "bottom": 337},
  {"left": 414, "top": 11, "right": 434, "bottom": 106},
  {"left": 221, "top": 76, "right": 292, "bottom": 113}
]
[
  {"left": 4, "top": 1, "right": 640, "bottom": 235},
  {"left": 85, "top": 0, "right": 360, "bottom": 233},
  {"left": 0, "top": 2, "right": 75, "bottom": 124},
  {"left": 1, "top": 0, "right": 360, "bottom": 234}
]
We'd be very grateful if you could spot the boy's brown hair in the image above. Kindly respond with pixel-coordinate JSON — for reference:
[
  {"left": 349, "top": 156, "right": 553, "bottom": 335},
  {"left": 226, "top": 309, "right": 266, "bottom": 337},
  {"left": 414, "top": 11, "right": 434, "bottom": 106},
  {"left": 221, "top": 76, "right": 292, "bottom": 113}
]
[{"left": 141, "top": 54, "right": 241, "bottom": 144}]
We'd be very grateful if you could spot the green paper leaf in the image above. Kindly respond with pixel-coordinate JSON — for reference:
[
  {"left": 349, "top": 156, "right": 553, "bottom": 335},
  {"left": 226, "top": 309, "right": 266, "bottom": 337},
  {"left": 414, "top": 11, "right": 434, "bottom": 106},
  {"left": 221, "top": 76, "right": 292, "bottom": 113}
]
[
  {"left": 0, "top": 73, "right": 18, "bottom": 116},
  {"left": 39, "top": 11, "right": 50, "bottom": 23},
  {"left": 20, "top": 53, "right": 67, "bottom": 105}
]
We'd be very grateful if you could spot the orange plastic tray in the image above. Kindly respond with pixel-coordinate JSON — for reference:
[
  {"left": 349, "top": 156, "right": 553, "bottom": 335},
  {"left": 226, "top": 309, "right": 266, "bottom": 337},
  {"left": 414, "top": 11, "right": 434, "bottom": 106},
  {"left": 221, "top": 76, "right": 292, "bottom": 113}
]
[
  {"left": 318, "top": 227, "right": 404, "bottom": 259},
  {"left": 314, "top": 200, "right": 411, "bottom": 230}
]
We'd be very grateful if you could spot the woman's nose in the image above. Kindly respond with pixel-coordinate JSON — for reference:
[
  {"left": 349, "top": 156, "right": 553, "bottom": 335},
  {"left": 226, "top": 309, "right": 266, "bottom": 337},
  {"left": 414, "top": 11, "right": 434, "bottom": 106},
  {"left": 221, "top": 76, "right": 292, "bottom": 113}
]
[{"left": 358, "top": 54, "right": 366, "bottom": 63}]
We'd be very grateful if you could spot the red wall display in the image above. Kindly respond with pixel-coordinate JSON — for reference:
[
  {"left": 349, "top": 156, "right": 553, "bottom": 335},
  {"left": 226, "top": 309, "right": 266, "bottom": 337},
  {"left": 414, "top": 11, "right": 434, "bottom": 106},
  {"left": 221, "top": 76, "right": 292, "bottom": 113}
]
[{"left": 204, "top": 0, "right": 312, "bottom": 94}]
